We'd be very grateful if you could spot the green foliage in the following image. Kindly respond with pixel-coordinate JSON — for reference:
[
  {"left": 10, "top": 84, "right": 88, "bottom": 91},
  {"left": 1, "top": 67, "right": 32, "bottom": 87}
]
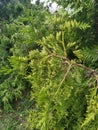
[
  {"left": 81, "top": 88, "right": 98, "bottom": 129},
  {"left": 82, "top": 46, "right": 98, "bottom": 68},
  {"left": 0, "top": 0, "right": 98, "bottom": 130},
  {"left": 26, "top": 48, "right": 97, "bottom": 130},
  {"left": 25, "top": 10, "right": 98, "bottom": 130},
  {"left": 0, "top": 1, "right": 49, "bottom": 110},
  {"left": 0, "top": 94, "right": 30, "bottom": 130}
]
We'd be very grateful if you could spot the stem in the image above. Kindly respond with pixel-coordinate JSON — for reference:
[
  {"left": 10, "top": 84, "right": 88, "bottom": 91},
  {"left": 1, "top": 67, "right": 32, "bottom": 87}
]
[
  {"left": 55, "top": 64, "right": 72, "bottom": 96},
  {"left": 48, "top": 53, "right": 98, "bottom": 75},
  {"left": 62, "top": 31, "right": 66, "bottom": 56}
]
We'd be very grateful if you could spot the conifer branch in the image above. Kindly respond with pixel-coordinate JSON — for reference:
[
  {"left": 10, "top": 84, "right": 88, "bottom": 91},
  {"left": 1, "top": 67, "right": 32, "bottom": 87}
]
[
  {"left": 48, "top": 53, "right": 98, "bottom": 75},
  {"left": 55, "top": 63, "right": 72, "bottom": 95}
]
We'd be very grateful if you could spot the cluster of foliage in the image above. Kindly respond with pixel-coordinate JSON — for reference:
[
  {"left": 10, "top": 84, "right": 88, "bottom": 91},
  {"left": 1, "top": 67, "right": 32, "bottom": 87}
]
[{"left": 0, "top": 0, "right": 98, "bottom": 129}]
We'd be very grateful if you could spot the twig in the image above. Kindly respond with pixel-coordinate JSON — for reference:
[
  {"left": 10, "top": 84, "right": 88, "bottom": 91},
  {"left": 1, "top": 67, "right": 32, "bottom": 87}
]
[
  {"left": 48, "top": 53, "right": 98, "bottom": 75},
  {"left": 73, "top": 63, "right": 98, "bottom": 75},
  {"left": 55, "top": 64, "right": 72, "bottom": 96},
  {"left": 48, "top": 53, "right": 98, "bottom": 93}
]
